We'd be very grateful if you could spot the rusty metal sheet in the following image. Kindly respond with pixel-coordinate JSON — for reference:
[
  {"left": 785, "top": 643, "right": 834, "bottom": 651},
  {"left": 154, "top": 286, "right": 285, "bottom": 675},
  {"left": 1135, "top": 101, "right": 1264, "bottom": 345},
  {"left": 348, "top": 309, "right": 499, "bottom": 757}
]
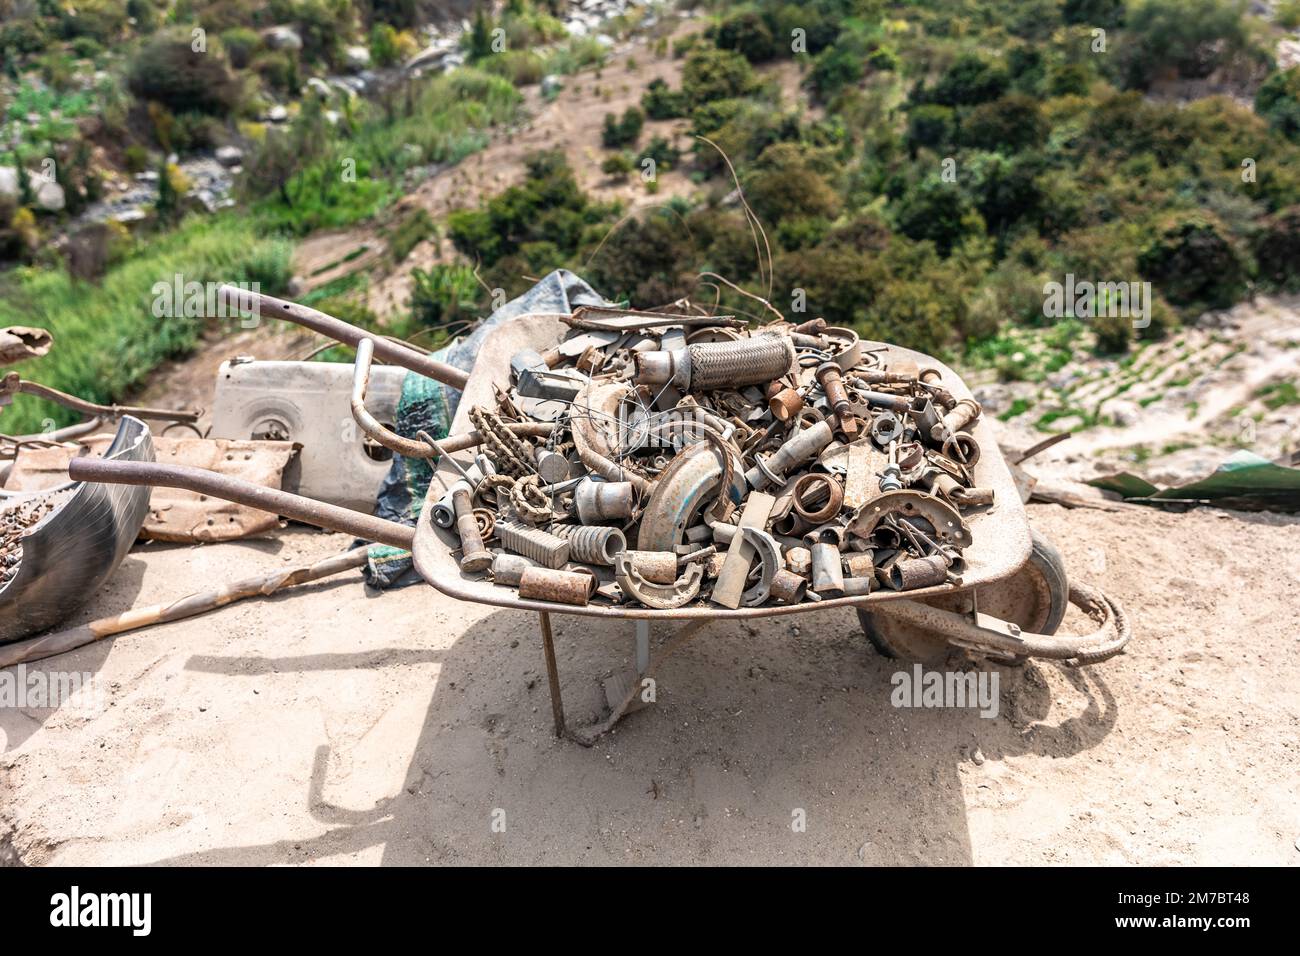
[{"left": 4, "top": 436, "right": 299, "bottom": 543}]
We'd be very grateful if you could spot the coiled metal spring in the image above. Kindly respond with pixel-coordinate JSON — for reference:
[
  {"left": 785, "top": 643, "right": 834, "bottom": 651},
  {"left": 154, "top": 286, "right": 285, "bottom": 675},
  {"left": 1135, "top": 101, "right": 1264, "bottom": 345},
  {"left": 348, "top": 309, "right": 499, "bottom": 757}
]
[{"left": 548, "top": 524, "right": 627, "bottom": 565}]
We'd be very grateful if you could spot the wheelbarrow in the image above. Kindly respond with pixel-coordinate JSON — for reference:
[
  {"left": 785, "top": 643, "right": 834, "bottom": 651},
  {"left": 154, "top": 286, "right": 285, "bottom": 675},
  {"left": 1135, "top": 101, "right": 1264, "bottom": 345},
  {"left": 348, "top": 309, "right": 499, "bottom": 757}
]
[{"left": 72, "top": 292, "right": 1130, "bottom": 746}]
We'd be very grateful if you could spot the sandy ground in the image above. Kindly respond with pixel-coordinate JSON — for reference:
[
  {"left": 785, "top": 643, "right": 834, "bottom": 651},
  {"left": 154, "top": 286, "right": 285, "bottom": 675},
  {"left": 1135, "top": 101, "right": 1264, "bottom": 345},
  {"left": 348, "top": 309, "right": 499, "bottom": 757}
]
[{"left": 2, "top": 500, "right": 1297, "bottom": 866}]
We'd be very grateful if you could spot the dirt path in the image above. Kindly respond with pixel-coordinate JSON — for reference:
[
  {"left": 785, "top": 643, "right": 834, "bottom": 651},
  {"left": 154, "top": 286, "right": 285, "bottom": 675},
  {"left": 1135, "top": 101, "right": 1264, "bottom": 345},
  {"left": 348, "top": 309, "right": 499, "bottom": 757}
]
[{"left": 2, "top": 502, "right": 1296, "bottom": 866}]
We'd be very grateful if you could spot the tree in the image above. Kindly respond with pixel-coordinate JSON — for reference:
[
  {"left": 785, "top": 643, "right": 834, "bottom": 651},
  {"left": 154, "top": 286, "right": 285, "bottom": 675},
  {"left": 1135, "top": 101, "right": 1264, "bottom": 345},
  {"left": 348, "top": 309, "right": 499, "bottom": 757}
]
[
  {"left": 929, "top": 53, "right": 1009, "bottom": 107},
  {"left": 642, "top": 78, "right": 688, "bottom": 120},
  {"left": 961, "top": 95, "right": 1049, "bottom": 152},
  {"left": 1120, "top": 0, "right": 1260, "bottom": 89},
  {"left": 1137, "top": 212, "right": 1248, "bottom": 311},
  {"left": 894, "top": 176, "right": 984, "bottom": 257},
  {"left": 906, "top": 104, "right": 955, "bottom": 154}
]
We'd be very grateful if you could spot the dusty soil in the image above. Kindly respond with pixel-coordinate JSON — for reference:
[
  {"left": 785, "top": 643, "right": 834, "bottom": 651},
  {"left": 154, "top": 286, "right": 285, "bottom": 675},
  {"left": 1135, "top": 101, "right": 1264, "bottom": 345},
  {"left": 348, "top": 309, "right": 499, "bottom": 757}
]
[{"left": 1, "top": 500, "right": 1296, "bottom": 866}]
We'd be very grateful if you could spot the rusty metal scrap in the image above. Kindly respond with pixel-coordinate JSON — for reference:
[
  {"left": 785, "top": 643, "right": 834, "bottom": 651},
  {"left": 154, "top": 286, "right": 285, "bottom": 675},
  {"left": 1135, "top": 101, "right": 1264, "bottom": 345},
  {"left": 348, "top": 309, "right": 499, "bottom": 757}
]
[
  {"left": 420, "top": 309, "right": 993, "bottom": 609},
  {"left": 0, "top": 327, "right": 53, "bottom": 367}
]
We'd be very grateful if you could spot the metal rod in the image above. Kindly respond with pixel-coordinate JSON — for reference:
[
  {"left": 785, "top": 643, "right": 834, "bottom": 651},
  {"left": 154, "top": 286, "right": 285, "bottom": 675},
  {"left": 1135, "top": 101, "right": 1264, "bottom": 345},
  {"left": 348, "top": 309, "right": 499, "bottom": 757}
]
[
  {"left": 68, "top": 457, "right": 415, "bottom": 550},
  {"left": 538, "top": 611, "right": 567, "bottom": 738},
  {"left": 2, "top": 373, "right": 199, "bottom": 423},
  {"left": 0, "top": 547, "right": 369, "bottom": 668},
  {"left": 219, "top": 285, "right": 470, "bottom": 390}
]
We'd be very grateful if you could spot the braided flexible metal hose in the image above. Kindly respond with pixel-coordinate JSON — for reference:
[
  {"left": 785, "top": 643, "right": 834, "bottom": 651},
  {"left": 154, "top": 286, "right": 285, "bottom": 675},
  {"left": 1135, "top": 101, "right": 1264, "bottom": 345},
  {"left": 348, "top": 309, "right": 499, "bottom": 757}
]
[{"left": 687, "top": 334, "right": 796, "bottom": 391}]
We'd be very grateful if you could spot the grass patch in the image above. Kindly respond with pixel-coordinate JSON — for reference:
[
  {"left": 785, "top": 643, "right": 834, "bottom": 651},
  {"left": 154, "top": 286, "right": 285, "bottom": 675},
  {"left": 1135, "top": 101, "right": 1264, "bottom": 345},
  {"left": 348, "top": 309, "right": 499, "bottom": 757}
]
[
  {"left": 252, "top": 69, "right": 522, "bottom": 236},
  {"left": 997, "top": 397, "right": 1034, "bottom": 421},
  {"left": 0, "top": 214, "right": 292, "bottom": 435},
  {"left": 1254, "top": 380, "right": 1300, "bottom": 410}
]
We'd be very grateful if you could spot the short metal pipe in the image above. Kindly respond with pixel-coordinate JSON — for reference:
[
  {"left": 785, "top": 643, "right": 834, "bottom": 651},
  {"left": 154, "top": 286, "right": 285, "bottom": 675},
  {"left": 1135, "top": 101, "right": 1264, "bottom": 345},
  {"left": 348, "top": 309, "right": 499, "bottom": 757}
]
[
  {"left": 810, "top": 542, "right": 844, "bottom": 596},
  {"left": 453, "top": 487, "right": 492, "bottom": 572},
  {"left": 518, "top": 566, "right": 597, "bottom": 606}
]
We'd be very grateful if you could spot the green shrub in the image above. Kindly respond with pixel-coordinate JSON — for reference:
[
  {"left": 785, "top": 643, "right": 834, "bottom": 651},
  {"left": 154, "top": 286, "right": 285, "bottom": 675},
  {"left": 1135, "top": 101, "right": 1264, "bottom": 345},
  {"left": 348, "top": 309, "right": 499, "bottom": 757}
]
[
  {"left": 123, "top": 144, "right": 150, "bottom": 174},
  {"left": 743, "top": 142, "right": 840, "bottom": 224},
  {"left": 387, "top": 207, "right": 435, "bottom": 262},
  {"left": 369, "top": 23, "right": 401, "bottom": 68},
  {"left": 60, "top": 0, "right": 127, "bottom": 44},
  {"left": 128, "top": 29, "right": 242, "bottom": 117},
  {"left": 409, "top": 264, "right": 481, "bottom": 328},
  {"left": 601, "top": 153, "right": 634, "bottom": 179},
  {"left": 637, "top": 136, "right": 680, "bottom": 173},
  {"left": 642, "top": 78, "right": 688, "bottom": 119},
  {"left": 1255, "top": 205, "right": 1300, "bottom": 290},
  {"left": 907, "top": 104, "right": 955, "bottom": 153},
  {"left": 1255, "top": 69, "right": 1300, "bottom": 143},
  {"left": 712, "top": 11, "right": 778, "bottom": 63},
  {"left": 584, "top": 211, "right": 695, "bottom": 305},
  {"left": 252, "top": 50, "right": 298, "bottom": 94},
  {"left": 681, "top": 46, "right": 757, "bottom": 108},
  {"left": 894, "top": 176, "right": 984, "bottom": 257},
  {"left": 1119, "top": 0, "right": 1261, "bottom": 89},
  {"left": 810, "top": 43, "right": 865, "bottom": 99},
  {"left": 602, "top": 107, "right": 644, "bottom": 148},
  {"left": 484, "top": 49, "right": 545, "bottom": 87},
  {"left": 220, "top": 27, "right": 261, "bottom": 70}
]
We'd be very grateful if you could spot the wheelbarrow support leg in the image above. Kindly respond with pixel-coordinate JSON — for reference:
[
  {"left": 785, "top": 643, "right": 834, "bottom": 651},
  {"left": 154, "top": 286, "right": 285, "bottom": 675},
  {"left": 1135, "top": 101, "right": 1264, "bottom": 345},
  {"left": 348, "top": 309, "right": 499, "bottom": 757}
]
[{"left": 538, "top": 611, "right": 567, "bottom": 738}]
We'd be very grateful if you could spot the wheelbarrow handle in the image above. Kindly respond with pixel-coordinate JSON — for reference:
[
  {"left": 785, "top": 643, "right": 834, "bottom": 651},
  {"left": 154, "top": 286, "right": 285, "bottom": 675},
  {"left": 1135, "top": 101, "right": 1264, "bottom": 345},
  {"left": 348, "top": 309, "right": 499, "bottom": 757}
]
[
  {"left": 218, "top": 285, "right": 471, "bottom": 391},
  {"left": 68, "top": 457, "right": 415, "bottom": 551}
]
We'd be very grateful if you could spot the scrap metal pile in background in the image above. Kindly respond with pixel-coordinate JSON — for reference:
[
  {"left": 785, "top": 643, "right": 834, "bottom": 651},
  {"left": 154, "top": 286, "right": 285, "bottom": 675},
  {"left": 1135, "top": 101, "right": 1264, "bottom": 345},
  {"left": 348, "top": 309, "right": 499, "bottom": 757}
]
[{"left": 421, "top": 307, "right": 993, "bottom": 610}]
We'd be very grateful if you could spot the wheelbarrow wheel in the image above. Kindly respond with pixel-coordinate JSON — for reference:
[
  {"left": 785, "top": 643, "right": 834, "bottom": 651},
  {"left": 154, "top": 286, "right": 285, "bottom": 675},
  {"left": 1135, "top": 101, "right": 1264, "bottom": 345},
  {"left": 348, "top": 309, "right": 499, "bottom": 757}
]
[{"left": 858, "top": 528, "right": 1069, "bottom": 665}]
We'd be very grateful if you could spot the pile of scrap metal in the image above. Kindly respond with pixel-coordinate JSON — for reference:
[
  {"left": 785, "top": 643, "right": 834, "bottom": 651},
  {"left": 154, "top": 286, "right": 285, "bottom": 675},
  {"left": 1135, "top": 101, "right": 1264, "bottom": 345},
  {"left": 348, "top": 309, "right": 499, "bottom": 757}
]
[{"left": 419, "top": 308, "right": 994, "bottom": 611}]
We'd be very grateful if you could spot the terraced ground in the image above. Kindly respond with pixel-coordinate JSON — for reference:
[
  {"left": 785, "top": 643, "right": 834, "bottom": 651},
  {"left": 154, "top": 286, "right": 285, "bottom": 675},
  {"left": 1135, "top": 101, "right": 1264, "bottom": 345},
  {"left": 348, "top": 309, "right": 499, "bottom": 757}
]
[{"left": 977, "top": 295, "right": 1300, "bottom": 486}]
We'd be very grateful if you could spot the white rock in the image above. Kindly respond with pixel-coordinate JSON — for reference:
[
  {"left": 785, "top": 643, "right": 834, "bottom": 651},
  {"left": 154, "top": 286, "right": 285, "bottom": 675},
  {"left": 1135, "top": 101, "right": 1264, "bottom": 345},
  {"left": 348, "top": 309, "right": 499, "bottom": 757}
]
[
  {"left": 1098, "top": 398, "right": 1142, "bottom": 427},
  {"left": 343, "top": 45, "right": 371, "bottom": 71},
  {"left": 35, "top": 179, "right": 64, "bottom": 210},
  {"left": 215, "top": 145, "right": 244, "bottom": 167},
  {"left": 305, "top": 77, "right": 332, "bottom": 99},
  {"left": 1278, "top": 39, "right": 1300, "bottom": 71},
  {"left": 263, "top": 26, "right": 303, "bottom": 51},
  {"left": 265, "top": 105, "right": 288, "bottom": 123},
  {"left": 0, "top": 166, "right": 65, "bottom": 210}
]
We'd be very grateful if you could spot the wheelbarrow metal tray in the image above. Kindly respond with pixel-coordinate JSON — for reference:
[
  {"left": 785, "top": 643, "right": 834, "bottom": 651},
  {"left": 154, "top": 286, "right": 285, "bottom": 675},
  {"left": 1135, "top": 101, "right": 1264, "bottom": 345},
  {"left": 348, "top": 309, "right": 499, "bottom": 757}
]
[
  {"left": 413, "top": 314, "right": 1031, "bottom": 620},
  {"left": 0, "top": 416, "right": 155, "bottom": 644}
]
